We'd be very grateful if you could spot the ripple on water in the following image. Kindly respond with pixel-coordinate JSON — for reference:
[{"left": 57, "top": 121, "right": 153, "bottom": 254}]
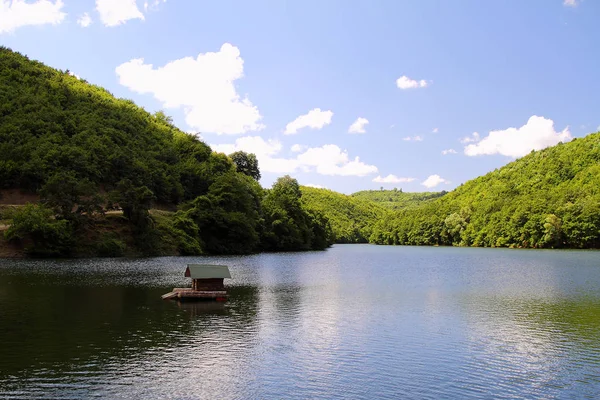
[{"left": 1, "top": 246, "right": 600, "bottom": 399}]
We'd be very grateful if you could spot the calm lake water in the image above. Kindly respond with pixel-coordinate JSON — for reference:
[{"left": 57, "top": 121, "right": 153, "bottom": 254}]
[{"left": 1, "top": 245, "right": 600, "bottom": 399}]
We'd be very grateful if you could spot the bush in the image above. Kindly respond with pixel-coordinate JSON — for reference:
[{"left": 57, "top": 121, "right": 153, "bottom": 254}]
[
  {"left": 96, "top": 233, "right": 126, "bottom": 257},
  {"left": 5, "top": 204, "right": 74, "bottom": 257}
]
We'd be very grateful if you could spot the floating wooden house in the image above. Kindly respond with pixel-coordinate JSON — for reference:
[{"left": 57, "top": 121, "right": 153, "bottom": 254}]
[{"left": 162, "top": 264, "right": 231, "bottom": 301}]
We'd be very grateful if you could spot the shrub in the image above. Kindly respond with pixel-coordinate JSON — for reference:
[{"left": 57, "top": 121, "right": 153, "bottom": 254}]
[{"left": 5, "top": 204, "right": 74, "bottom": 257}]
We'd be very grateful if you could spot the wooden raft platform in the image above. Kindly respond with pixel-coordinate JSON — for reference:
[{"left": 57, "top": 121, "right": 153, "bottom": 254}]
[
  {"left": 162, "top": 264, "right": 231, "bottom": 302},
  {"left": 162, "top": 288, "right": 228, "bottom": 301}
]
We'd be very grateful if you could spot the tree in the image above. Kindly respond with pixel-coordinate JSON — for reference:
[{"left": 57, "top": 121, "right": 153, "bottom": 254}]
[
  {"left": 229, "top": 151, "right": 261, "bottom": 181},
  {"left": 39, "top": 171, "right": 103, "bottom": 223},
  {"left": 109, "top": 179, "right": 155, "bottom": 228}
]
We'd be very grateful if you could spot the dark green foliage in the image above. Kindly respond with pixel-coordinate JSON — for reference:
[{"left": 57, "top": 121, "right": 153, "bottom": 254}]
[
  {"left": 39, "top": 171, "right": 104, "bottom": 222},
  {"left": 229, "top": 151, "right": 261, "bottom": 181},
  {"left": 0, "top": 47, "right": 211, "bottom": 203},
  {"left": 5, "top": 204, "right": 74, "bottom": 256},
  {"left": 185, "top": 173, "right": 263, "bottom": 254},
  {"left": 96, "top": 233, "right": 126, "bottom": 257},
  {"left": 261, "top": 176, "right": 333, "bottom": 251},
  {"left": 0, "top": 47, "right": 334, "bottom": 256},
  {"left": 301, "top": 186, "right": 388, "bottom": 243},
  {"left": 370, "top": 134, "right": 600, "bottom": 249},
  {"left": 351, "top": 190, "right": 447, "bottom": 210},
  {"left": 109, "top": 179, "right": 155, "bottom": 229}
]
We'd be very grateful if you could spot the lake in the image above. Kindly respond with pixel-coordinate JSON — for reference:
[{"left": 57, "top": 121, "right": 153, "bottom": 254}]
[{"left": 1, "top": 245, "right": 599, "bottom": 399}]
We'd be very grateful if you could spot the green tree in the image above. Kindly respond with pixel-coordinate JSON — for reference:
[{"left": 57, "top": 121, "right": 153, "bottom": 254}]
[
  {"left": 5, "top": 204, "right": 74, "bottom": 256},
  {"left": 229, "top": 151, "right": 261, "bottom": 181}
]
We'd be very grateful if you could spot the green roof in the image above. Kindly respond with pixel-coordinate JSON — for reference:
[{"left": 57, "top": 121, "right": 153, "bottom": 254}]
[{"left": 185, "top": 264, "right": 232, "bottom": 279}]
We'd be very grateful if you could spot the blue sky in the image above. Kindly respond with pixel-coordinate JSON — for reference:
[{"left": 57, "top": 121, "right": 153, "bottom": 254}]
[{"left": 1, "top": 0, "right": 599, "bottom": 193}]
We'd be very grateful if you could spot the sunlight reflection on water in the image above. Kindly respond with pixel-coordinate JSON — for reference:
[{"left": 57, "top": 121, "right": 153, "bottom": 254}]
[{"left": 1, "top": 245, "right": 600, "bottom": 399}]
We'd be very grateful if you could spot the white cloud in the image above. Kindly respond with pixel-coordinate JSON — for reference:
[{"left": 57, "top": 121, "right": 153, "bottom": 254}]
[
  {"left": 212, "top": 137, "right": 377, "bottom": 177},
  {"left": 348, "top": 117, "right": 369, "bottom": 134},
  {"left": 77, "top": 12, "right": 92, "bottom": 27},
  {"left": 144, "top": 0, "right": 166, "bottom": 12},
  {"left": 211, "top": 136, "right": 281, "bottom": 157},
  {"left": 291, "top": 144, "right": 306, "bottom": 153},
  {"left": 460, "top": 132, "right": 480, "bottom": 144},
  {"left": 284, "top": 108, "right": 333, "bottom": 135},
  {"left": 68, "top": 71, "right": 80, "bottom": 79},
  {"left": 563, "top": 0, "right": 578, "bottom": 7},
  {"left": 464, "top": 116, "right": 571, "bottom": 158},
  {"left": 396, "top": 75, "right": 429, "bottom": 89},
  {"left": 432, "top": 128, "right": 439, "bottom": 133},
  {"left": 373, "top": 174, "right": 416, "bottom": 184},
  {"left": 297, "top": 145, "right": 377, "bottom": 176},
  {"left": 116, "top": 43, "right": 264, "bottom": 135},
  {"left": 0, "top": 0, "right": 66, "bottom": 34},
  {"left": 211, "top": 136, "right": 298, "bottom": 174},
  {"left": 304, "top": 183, "right": 325, "bottom": 189},
  {"left": 422, "top": 174, "right": 449, "bottom": 189},
  {"left": 441, "top": 149, "right": 457, "bottom": 155},
  {"left": 402, "top": 135, "right": 423, "bottom": 142},
  {"left": 96, "top": 0, "right": 144, "bottom": 26}
]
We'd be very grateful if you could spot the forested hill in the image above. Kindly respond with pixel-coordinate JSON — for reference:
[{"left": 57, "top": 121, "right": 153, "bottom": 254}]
[
  {"left": 300, "top": 187, "right": 388, "bottom": 243},
  {"left": 351, "top": 190, "right": 447, "bottom": 210},
  {"left": 370, "top": 134, "right": 600, "bottom": 249},
  {"left": 0, "top": 47, "right": 333, "bottom": 257}
]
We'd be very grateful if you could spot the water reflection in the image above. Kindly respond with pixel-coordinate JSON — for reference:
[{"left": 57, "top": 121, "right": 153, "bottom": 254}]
[{"left": 1, "top": 246, "right": 600, "bottom": 399}]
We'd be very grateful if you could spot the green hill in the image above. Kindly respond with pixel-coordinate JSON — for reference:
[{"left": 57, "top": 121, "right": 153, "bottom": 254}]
[
  {"left": 370, "top": 135, "right": 600, "bottom": 248},
  {"left": 351, "top": 189, "right": 447, "bottom": 210},
  {"left": 0, "top": 47, "right": 332, "bottom": 257},
  {"left": 301, "top": 187, "right": 389, "bottom": 243}
]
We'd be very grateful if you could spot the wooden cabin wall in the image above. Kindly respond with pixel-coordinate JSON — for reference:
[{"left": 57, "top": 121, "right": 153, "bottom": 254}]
[{"left": 192, "top": 278, "right": 225, "bottom": 291}]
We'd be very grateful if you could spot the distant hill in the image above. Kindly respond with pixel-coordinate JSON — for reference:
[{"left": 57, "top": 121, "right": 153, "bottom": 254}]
[
  {"left": 370, "top": 134, "right": 600, "bottom": 248},
  {"left": 301, "top": 187, "right": 389, "bottom": 243},
  {"left": 351, "top": 190, "right": 447, "bottom": 210}
]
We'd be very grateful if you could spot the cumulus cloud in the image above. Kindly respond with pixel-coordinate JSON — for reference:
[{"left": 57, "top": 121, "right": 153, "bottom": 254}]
[
  {"left": 211, "top": 136, "right": 298, "bottom": 174},
  {"left": 116, "top": 43, "right": 264, "bottom": 135},
  {"left": 96, "top": 0, "right": 144, "bottom": 26},
  {"left": 212, "top": 138, "right": 377, "bottom": 177},
  {"left": 291, "top": 144, "right": 306, "bottom": 153},
  {"left": 396, "top": 75, "right": 429, "bottom": 89},
  {"left": 441, "top": 149, "right": 457, "bottom": 155},
  {"left": 373, "top": 174, "right": 416, "bottom": 184},
  {"left": 348, "top": 117, "right": 369, "bottom": 134},
  {"left": 304, "top": 183, "right": 325, "bottom": 189},
  {"left": 403, "top": 136, "right": 423, "bottom": 142},
  {"left": 144, "top": 0, "right": 166, "bottom": 12},
  {"left": 422, "top": 174, "right": 449, "bottom": 189},
  {"left": 211, "top": 136, "right": 281, "bottom": 157},
  {"left": 77, "top": 12, "right": 92, "bottom": 27},
  {"left": 460, "top": 132, "right": 480, "bottom": 144},
  {"left": 296, "top": 145, "right": 377, "bottom": 176},
  {"left": 563, "top": 0, "right": 578, "bottom": 7},
  {"left": 0, "top": 0, "right": 66, "bottom": 34},
  {"left": 464, "top": 116, "right": 571, "bottom": 158},
  {"left": 68, "top": 71, "right": 80, "bottom": 79},
  {"left": 284, "top": 108, "right": 333, "bottom": 135}
]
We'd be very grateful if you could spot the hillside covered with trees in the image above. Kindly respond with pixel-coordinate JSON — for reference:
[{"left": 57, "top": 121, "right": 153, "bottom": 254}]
[
  {"left": 351, "top": 189, "right": 447, "bottom": 210},
  {"left": 370, "top": 134, "right": 600, "bottom": 249},
  {"left": 0, "top": 47, "right": 332, "bottom": 257},
  {"left": 2, "top": 46, "right": 600, "bottom": 257},
  {"left": 300, "top": 187, "right": 388, "bottom": 243}
]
